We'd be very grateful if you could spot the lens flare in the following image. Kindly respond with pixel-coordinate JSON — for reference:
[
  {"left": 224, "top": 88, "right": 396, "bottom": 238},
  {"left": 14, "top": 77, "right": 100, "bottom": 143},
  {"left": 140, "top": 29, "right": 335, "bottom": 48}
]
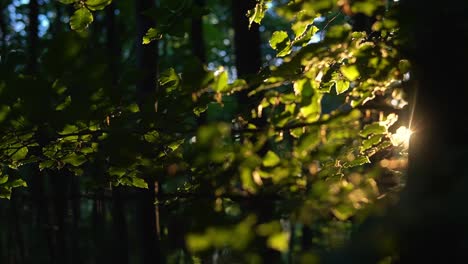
[{"left": 391, "top": 126, "right": 413, "bottom": 147}]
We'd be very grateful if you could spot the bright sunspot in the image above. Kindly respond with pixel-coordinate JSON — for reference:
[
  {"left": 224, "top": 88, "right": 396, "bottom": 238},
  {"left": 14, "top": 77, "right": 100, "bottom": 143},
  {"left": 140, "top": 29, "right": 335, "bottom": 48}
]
[{"left": 391, "top": 126, "right": 413, "bottom": 147}]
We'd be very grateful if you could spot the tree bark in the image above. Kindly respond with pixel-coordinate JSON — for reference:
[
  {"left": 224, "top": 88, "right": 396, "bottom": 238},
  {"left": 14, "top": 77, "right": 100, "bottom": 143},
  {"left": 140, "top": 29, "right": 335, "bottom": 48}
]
[
  {"left": 397, "top": 0, "right": 468, "bottom": 262},
  {"left": 27, "top": 0, "right": 39, "bottom": 74},
  {"left": 106, "top": 4, "right": 130, "bottom": 264},
  {"left": 191, "top": 0, "right": 206, "bottom": 63},
  {"left": 135, "top": 1, "right": 163, "bottom": 263},
  {"left": 232, "top": 0, "right": 262, "bottom": 78}
]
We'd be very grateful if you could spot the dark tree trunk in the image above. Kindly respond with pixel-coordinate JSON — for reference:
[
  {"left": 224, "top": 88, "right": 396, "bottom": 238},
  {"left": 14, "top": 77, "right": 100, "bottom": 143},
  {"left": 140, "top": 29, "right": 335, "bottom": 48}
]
[
  {"left": 191, "top": 0, "right": 206, "bottom": 63},
  {"left": 49, "top": 171, "right": 68, "bottom": 263},
  {"left": 8, "top": 191, "right": 25, "bottom": 264},
  {"left": 27, "top": 0, "right": 39, "bottom": 74},
  {"left": 92, "top": 189, "right": 106, "bottom": 264},
  {"left": 232, "top": 0, "right": 262, "bottom": 78},
  {"left": 135, "top": 1, "right": 163, "bottom": 263},
  {"left": 106, "top": 4, "right": 129, "bottom": 264},
  {"left": 69, "top": 175, "right": 81, "bottom": 264},
  {"left": 0, "top": 5, "right": 7, "bottom": 58},
  {"left": 136, "top": 0, "right": 158, "bottom": 109},
  {"left": 397, "top": 0, "right": 468, "bottom": 262}
]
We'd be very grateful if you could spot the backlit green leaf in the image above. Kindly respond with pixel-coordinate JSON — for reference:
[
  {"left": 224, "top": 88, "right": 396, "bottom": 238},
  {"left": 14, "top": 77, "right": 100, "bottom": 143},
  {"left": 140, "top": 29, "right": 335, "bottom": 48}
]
[
  {"left": 86, "top": 0, "right": 112, "bottom": 11},
  {"left": 269, "top": 31, "right": 291, "bottom": 57},
  {"left": 70, "top": 8, "right": 93, "bottom": 31},
  {"left": 143, "top": 28, "right": 162, "bottom": 44},
  {"left": 340, "top": 65, "right": 360, "bottom": 81},
  {"left": 263, "top": 151, "right": 280, "bottom": 167}
]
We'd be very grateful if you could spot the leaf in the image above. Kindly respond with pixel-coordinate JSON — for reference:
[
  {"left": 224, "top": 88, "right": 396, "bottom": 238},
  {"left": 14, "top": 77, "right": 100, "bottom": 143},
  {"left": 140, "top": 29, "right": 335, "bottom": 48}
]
[
  {"left": 86, "top": 0, "right": 112, "bottom": 11},
  {"left": 359, "top": 123, "right": 387, "bottom": 137},
  {"left": 335, "top": 79, "right": 350, "bottom": 94},
  {"left": 12, "top": 147, "right": 28, "bottom": 161},
  {"left": 331, "top": 204, "right": 355, "bottom": 221},
  {"left": 360, "top": 134, "right": 384, "bottom": 152},
  {"left": 0, "top": 175, "right": 8, "bottom": 185},
  {"left": 62, "top": 153, "right": 87, "bottom": 167},
  {"left": 132, "top": 178, "right": 148, "bottom": 189},
  {"left": 143, "top": 28, "right": 162, "bottom": 44},
  {"left": 292, "top": 24, "right": 319, "bottom": 47},
  {"left": 263, "top": 151, "right": 280, "bottom": 167},
  {"left": 58, "top": 0, "right": 76, "bottom": 4},
  {"left": 168, "top": 139, "right": 185, "bottom": 151},
  {"left": 340, "top": 65, "right": 360, "bottom": 81},
  {"left": 267, "top": 232, "right": 289, "bottom": 252},
  {"left": 213, "top": 68, "right": 229, "bottom": 92},
  {"left": 159, "top": 68, "right": 181, "bottom": 91},
  {"left": 300, "top": 93, "right": 323, "bottom": 121},
  {"left": 109, "top": 167, "right": 126, "bottom": 177},
  {"left": 70, "top": 8, "right": 94, "bottom": 31},
  {"left": 247, "top": 0, "right": 271, "bottom": 27},
  {"left": 8, "top": 179, "right": 27, "bottom": 188},
  {"left": 344, "top": 156, "right": 370, "bottom": 168},
  {"left": 269, "top": 31, "right": 291, "bottom": 57}
]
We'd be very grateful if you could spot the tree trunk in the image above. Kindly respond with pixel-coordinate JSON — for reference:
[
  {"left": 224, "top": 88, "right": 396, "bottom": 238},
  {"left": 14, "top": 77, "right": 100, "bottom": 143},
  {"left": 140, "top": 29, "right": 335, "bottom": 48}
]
[
  {"left": 135, "top": 1, "right": 163, "bottom": 263},
  {"left": 106, "top": 4, "right": 130, "bottom": 264},
  {"left": 27, "top": 0, "right": 39, "bottom": 74},
  {"left": 398, "top": 0, "right": 468, "bottom": 262},
  {"left": 232, "top": 0, "right": 261, "bottom": 78},
  {"left": 136, "top": 0, "right": 158, "bottom": 109},
  {"left": 191, "top": 0, "right": 206, "bottom": 63}
]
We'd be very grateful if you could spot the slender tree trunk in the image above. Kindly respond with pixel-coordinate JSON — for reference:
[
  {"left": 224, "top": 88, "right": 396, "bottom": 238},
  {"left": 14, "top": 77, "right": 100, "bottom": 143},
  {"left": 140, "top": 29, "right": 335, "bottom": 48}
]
[
  {"left": 191, "top": 0, "right": 206, "bottom": 63},
  {"left": 92, "top": 189, "right": 106, "bottom": 263},
  {"left": 106, "top": 4, "right": 129, "bottom": 263},
  {"left": 70, "top": 175, "right": 81, "bottom": 264},
  {"left": 136, "top": 0, "right": 158, "bottom": 109},
  {"left": 49, "top": 171, "right": 68, "bottom": 263},
  {"left": 232, "top": 0, "right": 261, "bottom": 78},
  {"left": 135, "top": 1, "right": 163, "bottom": 263},
  {"left": 27, "top": 0, "right": 39, "bottom": 74},
  {"left": 0, "top": 5, "right": 7, "bottom": 59},
  {"left": 8, "top": 190, "right": 25, "bottom": 264}
]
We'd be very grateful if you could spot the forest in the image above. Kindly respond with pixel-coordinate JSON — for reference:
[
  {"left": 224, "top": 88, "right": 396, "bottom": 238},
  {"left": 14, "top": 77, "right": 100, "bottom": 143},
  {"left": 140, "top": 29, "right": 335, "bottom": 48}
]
[{"left": 1, "top": 0, "right": 468, "bottom": 263}]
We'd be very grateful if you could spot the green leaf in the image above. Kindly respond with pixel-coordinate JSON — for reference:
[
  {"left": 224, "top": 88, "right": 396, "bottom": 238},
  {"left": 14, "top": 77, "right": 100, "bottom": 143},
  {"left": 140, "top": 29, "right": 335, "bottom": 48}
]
[
  {"left": 247, "top": 0, "right": 271, "bottom": 27},
  {"left": 360, "top": 123, "right": 387, "bottom": 137},
  {"left": 143, "top": 28, "right": 162, "bottom": 44},
  {"left": 70, "top": 8, "right": 94, "bottom": 31},
  {"left": 39, "top": 160, "right": 55, "bottom": 170},
  {"left": 344, "top": 156, "right": 370, "bottom": 168},
  {"left": 0, "top": 175, "right": 8, "bottom": 185},
  {"left": 269, "top": 31, "right": 291, "bottom": 57},
  {"left": 109, "top": 167, "right": 126, "bottom": 177},
  {"left": 12, "top": 147, "right": 28, "bottom": 161},
  {"left": 132, "top": 178, "right": 148, "bottom": 189},
  {"left": 159, "top": 68, "right": 181, "bottom": 91},
  {"left": 86, "top": 0, "right": 112, "bottom": 11},
  {"left": 214, "top": 69, "right": 229, "bottom": 92},
  {"left": 300, "top": 93, "right": 323, "bottom": 121},
  {"left": 267, "top": 232, "right": 289, "bottom": 252},
  {"left": 62, "top": 153, "right": 87, "bottom": 167},
  {"left": 58, "top": 0, "right": 76, "bottom": 4},
  {"left": 331, "top": 204, "right": 355, "bottom": 221},
  {"left": 263, "top": 151, "right": 280, "bottom": 167},
  {"left": 360, "top": 134, "right": 384, "bottom": 152},
  {"left": 8, "top": 179, "right": 27, "bottom": 188},
  {"left": 340, "top": 65, "right": 360, "bottom": 81},
  {"left": 292, "top": 24, "right": 319, "bottom": 47},
  {"left": 335, "top": 79, "right": 350, "bottom": 94}
]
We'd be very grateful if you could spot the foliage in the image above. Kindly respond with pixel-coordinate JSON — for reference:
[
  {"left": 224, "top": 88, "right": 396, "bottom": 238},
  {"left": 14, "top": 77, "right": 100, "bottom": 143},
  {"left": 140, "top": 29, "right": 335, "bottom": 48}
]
[{"left": 0, "top": 0, "right": 409, "bottom": 262}]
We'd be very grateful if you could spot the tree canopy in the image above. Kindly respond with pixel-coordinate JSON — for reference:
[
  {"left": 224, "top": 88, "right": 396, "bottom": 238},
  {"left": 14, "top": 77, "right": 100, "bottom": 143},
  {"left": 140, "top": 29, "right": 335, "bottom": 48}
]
[{"left": 2, "top": 0, "right": 462, "bottom": 263}]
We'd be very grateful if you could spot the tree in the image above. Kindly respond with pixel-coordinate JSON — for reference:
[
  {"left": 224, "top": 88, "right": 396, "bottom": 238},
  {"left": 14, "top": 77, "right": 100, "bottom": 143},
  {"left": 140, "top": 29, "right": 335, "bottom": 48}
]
[{"left": 1, "top": 0, "right": 444, "bottom": 262}]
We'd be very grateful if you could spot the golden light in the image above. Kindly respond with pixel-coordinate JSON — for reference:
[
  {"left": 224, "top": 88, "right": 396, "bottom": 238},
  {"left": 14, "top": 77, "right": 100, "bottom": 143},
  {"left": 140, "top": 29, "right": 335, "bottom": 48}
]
[{"left": 390, "top": 126, "right": 413, "bottom": 147}]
